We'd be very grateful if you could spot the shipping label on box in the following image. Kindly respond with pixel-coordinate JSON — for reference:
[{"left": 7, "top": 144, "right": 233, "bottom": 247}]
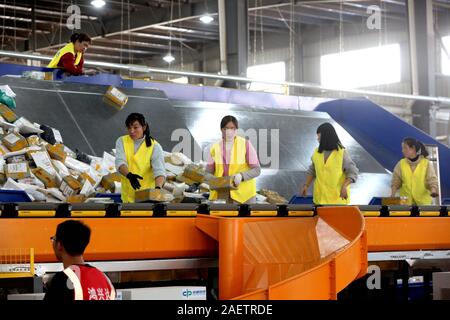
[
  {"left": 104, "top": 86, "right": 128, "bottom": 111},
  {"left": 59, "top": 176, "right": 82, "bottom": 197},
  {"left": 2, "top": 132, "right": 28, "bottom": 152},
  {"left": 31, "top": 151, "right": 57, "bottom": 176},
  {"left": 5, "top": 162, "right": 30, "bottom": 180}
]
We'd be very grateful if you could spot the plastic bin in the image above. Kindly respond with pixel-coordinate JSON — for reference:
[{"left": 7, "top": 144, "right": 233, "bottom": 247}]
[
  {"left": 0, "top": 190, "right": 32, "bottom": 203},
  {"left": 95, "top": 193, "right": 122, "bottom": 203},
  {"left": 289, "top": 195, "right": 314, "bottom": 204}
]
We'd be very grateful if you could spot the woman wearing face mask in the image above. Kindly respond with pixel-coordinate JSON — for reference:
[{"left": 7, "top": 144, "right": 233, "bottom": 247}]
[
  {"left": 47, "top": 33, "right": 91, "bottom": 76},
  {"left": 300, "top": 122, "right": 359, "bottom": 205},
  {"left": 115, "top": 113, "right": 166, "bottom": 203},
  {"left": 391, "top": 137, "right": 438, "bottom": 205},
  {"left": 206, "top": 115, "right": 261, "bottom": 204}
]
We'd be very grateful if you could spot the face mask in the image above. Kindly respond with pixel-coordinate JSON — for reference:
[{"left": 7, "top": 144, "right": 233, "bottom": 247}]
[{"left": 225, "top": 129, "right": 236, "bottom": 141}]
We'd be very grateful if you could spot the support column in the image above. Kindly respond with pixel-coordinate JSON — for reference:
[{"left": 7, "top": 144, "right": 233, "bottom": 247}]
[
  {"left": 407, "top": 0, "right": 436, "bottom": 134},
  {"left": 222, "top": 0, "right": 248, "bottom": 88}
]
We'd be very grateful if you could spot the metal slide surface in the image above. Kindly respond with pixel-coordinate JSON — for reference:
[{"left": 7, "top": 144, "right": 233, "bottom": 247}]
[{"left": 0, "top": 77, "right": 391, "bottom": 202}]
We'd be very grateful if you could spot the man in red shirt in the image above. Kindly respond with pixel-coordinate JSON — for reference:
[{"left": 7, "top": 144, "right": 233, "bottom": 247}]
[
  {"left": 44, "top": 220, "right": 115, "bottom": 301},
  {"left": 47, "top": 33, "right": 91, "bottom": 76}
]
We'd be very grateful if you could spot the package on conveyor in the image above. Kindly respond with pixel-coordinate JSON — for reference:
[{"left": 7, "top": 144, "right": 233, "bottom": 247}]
[
  {"left": 100, "top": 172, "right": 121, "bottom": 193},
  {"left": 258, "top": 189, "right": 288, "bottom": 204},
  {"left": 67, "top": 194, "right": 87, "bottom": 203},
  {"left": 164, "top": 151, "right": 192, "bottom": 167},
  {"left": 14, "top": 117, "right": 44, "bottom": 135},
  {"left": 208, "top": 176, "right": 238, "bottom": 191},
  {"left": 5, "top": 162, "right": 31, "bottom": 180},
  {"left": 0, "top": 103, "right": 18, "bottom": 123},
  {"left": 182, "top": 164, "right": 207, "bottom": 183},
  {"left": 59, "top": 175, "right": 82, "bottom": 197},
  {"left": 39, "top": 124, "right": 63, "bottom": 145},
  {"left": 32, "top": 168, "right": 58, "bottom": 188},
  {"left": 2, "top": 132, "right": 28, "bottom": 152},
  {"left": 135, "top": 188, "right": 174, "bottom": 203},
  {"left": 46, "top": 143, "right": 67, "bottom": 162},
  {"left": 2, "top": 178, "right": 46, "bottom": 202},
  {"left": 381, "top": 197, "right": 408, "bottom": 205},
  {"left": 103, "top": 86, "right": 128, "bottom": 111}
]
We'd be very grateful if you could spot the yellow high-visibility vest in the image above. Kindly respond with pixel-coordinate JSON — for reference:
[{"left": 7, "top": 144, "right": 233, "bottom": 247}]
[
  {"left": 120, "top": 135, "right": 156, "bottom": 203},
  {"left": 47, "top": 42, "right": 82, "bottom": 68},
  {"left": 209, "top": 136, "right": 256, "bottom": 204},
  {"left": 399, "top": 158, "right": 432, "bottom": 205},
  {"left": 312, "top": 147, "right": 349, "bottom": 205}
]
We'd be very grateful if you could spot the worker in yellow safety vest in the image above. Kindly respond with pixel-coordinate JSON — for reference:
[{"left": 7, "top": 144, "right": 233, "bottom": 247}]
[
  {"left": 206, "top": 115, "right": 261, "bottom": 204},
  {"left": 300, "top": 122, "right": 359, "bottom": 205},
  {"left": 391, "top": 137, "right": 439, "bottom": 205},
  {"left": 115, "top": 113, "right": 166, "bottom": 203},
  {"left": 47, "top": 33, "right": 91, "bottom": 76}
]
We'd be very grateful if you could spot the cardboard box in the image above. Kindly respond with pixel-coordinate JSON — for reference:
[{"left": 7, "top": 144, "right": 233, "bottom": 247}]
[
  {"left": 27, "top": 135, "right": 41, "bottom": 147},
  {"left": 67, "top": 195, "right": 87, "bottom": 203},
  {"left": 2, "top": 132, "right": 28, "bottom": 152},
  {"left": 32, "top": 168, "right": 58, "bottom": 188},
  {"left": 78, "top": 172, "right": 96, "bottom": 186},
  {"left": 182, "top": 164, "right": 206, "bottom": 183},
  {"left": 103, "top": 86, "right": 128, "bottom": 111},
  {"left": 135, "top": 188, "right": 166, "bottom": 203},
  {"left": 100, "top": 172, "right": 121, "bottom": 192},
  {"left": 5, "top": 162, "right": 30, "bottom": 180},
  {"left": 46, "top": 144, "right": 67, "bottom": 162},
  {"left": 381, "top": 197, "right": 408, "bottom": 205},
  {"left": 0, "top": 103, "right": 18, "bottom": 123},
  {"left": 208, "top": 176, "right": 237, "bottom": 190},
  {"left": 59, "top": 176, "right": 82, "bottom": 197}
]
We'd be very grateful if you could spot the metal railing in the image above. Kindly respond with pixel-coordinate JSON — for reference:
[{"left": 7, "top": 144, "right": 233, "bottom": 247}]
[{"left": 1, "top": 49, "right": 450, "bottom": 105}]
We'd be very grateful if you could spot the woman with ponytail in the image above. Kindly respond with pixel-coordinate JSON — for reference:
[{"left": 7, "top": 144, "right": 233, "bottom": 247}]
[
  {"left": 47, "top": 33, "right": 91, "bottom": 75},
  {"left": 115, "top": 113, "right": 166, "bottom": 203},
  {"left": 391, "top": 137, "right": 439, "bottom": 205}
]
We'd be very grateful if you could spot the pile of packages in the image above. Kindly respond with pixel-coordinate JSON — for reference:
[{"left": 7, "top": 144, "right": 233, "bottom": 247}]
[{"left": 0, "top": 85, "right": 287, "bottom": 204}]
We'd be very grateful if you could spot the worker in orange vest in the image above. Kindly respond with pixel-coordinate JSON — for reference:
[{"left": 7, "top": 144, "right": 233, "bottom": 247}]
[{"left": 47, "top": 33, "right": 91, "bottom": 76}]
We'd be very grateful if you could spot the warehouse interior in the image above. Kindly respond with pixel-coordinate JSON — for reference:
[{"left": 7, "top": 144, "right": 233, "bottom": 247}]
[{"left": 0, "top": 0, "right": 449, "bottom": 302}]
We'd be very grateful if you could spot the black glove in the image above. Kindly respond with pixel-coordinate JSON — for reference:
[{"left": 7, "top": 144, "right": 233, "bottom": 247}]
[{"left": 126, "top": 172, "right": 143, "bottom": 190}]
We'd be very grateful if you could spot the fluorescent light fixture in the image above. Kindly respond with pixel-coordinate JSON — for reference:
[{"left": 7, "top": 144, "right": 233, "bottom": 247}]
[
  {"left": 200, "top": 15, "right": 214, "bottom": 24},
  {"left": 163, "top": 53, "right": 175, "bottom": 63},
  {"left": 91, "top": 0, "right": 106, "bottom": 8}
]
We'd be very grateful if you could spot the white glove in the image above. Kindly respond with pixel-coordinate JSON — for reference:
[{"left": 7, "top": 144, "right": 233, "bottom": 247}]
[{"left": 233, "top": 173, "right": 243, "bottom": 187}]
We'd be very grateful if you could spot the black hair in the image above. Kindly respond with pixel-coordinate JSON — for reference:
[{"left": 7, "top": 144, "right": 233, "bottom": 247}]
[
  {"left": 70, "top": 33, "right": 91, "bottom": 44},
  {"left": 125, "top": 113, "right": 153, "bottom": 147},
  {"left": 402, "top": 137, "right": 429, "bottom": 158},
  {"left": 317, "top": 122, "right": 344, "bottom": 153},
  {"left": 55, "top": 220, "right": 91, "bottom": 256},
  {"left": 220, "top": 115, "right": 239, "bottom": 129}
]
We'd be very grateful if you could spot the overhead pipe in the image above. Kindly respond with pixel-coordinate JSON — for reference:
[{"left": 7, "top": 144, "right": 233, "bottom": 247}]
[{"left": 1, "top": 49, "right": 450, "bottom": 105}]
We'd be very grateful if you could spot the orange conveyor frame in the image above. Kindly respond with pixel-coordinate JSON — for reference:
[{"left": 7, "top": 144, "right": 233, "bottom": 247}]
[{"left": 1, "top": 207, "right": 450, "bottom": 300}]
